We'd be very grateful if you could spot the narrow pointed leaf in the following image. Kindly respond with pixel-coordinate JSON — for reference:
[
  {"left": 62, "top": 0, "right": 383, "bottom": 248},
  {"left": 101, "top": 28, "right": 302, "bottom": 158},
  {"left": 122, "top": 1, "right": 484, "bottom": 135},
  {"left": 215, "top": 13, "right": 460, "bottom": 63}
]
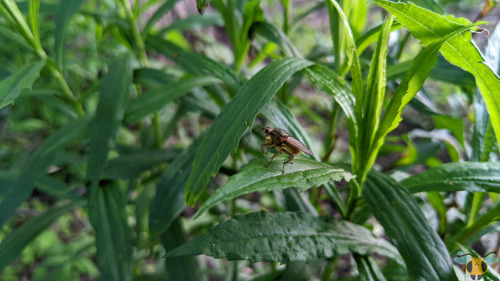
[
  {"left": 149, "top": 136, "right": 203, "bottom": 239},
  {"left": 87, "top": 54, "right": 132, "bottom": 203},
  {"left": 370, "top": 24, "right": 480, "bottom": 168},
  {"left": 0, "top": 116, "right": 91, "bottom": 228},
  {"left": 303, "top": 65, "right": 358, "bottom": 159},
  {"left": 359, "top": 16, "right": 393, "bottom": 179},
  {"left": 89, "top": 183, "right": 133, "bottom": 281},
  {"left": 0, "top": 59, "right": 45, "bottom": 109},
  {"left": 401, "top": 161, "right": 500, "bottom": 193},
  {"left": 0, "top": 200, "right": 85, "bottom": 274},
  {"left": 54, "top": 0, "right": 84, "bottom": 71},
  {"left": 184, "top": 58, "right": 314, "bottom": 206},
  {"left": 175, "top": 52, "right": 242, "bottom": 91},
  {"left": 363, "top": 171, "right": 458, "bottom": 281},
  {"left": 167, "top": 211, "right": 399, "bottom": 263},
  {"left": 124, "top": 77, "right": 220, "bottom": 123},
  {"left": 162, "top": 217, "right": 199, "bottom": 281},
  {"left": 355, "top": 255, "right": 388, "bottom": 281},
  {"left": 143, "top": 0, "right": 182, "bottom": 35},
  {"left": 374, "top": 0, "right": 500, "bottom": 151},
  {"left": 194, "top": 155, "right": 353, "bottom": 218},
  {"left": 102, "top": 148, "right": 179, "bottom": 179}
]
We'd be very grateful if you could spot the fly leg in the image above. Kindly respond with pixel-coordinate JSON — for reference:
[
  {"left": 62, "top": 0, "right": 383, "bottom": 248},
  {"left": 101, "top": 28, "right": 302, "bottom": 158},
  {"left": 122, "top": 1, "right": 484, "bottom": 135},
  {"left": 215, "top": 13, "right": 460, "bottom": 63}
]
[
  {"left": 281, "top": 148, "right": 295, "bottom": 174},
  {"left": 266, "top": 147, "right": 282, "bottom": 168},
  {"left": 259, "top": 143, "right": 272, "bottom": 158}
]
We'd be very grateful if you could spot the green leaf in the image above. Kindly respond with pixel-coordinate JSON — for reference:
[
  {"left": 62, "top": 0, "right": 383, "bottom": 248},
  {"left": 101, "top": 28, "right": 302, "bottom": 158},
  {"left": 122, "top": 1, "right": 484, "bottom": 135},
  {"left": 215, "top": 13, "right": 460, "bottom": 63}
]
[
  {"left": 356, "top": 21, "right": 402, "bottom": 55},
  {"left": 0, "top": 200, "right": 85, "bottom": 274},
  {"left": 363, "top": 171, "right": 458, "bottom": 281},
  {"left": 89, "top": 183, "right": 133, "bottom": 281},
  {"left": 0, "top": 59, "right": 45, "bottom": 109},
  {"left": 251, "top": 22, "right": 301, "bottom": 57},
  {"left": 149, "top": 136, "right": 203, "bottom": 239},
  {"left": 0, "top": 116, "right": 91, "bottom": 228},
  {"left": 194, "top": 155, "right": 353, "bottom": 218},
  {"left": 166, "top": 211, "right": 399, "bottom": 263},
  {"left": 158, "top": 13, "right": 223, "bottom": 35},
  {"left": 369, "top": 23, "right": 479, "bottom": 174},
  {"left": 54, "top": 0, "right": 84, "bottom": 71},
  {"left": 0, "top": 26, "right": 33, "bottom": 51},
  {"left": 355, "top": 255, "right": 387, "bottom": 281},
  {"left": 143, "top": 0, "right": 182, "bottom": 35},
  {"left": 124, "top": 76, "right": 220, "bottom": 124},
  {"left": 175, "top": 52, "right": 242, "bottom": 91},
  {"left": 87, "top": 54, "right": 132, "bottom": 203},
  {"left": 374, "top": 0, "right": 500, "bottom": 151},
  {"left": 196, "top": 0, "right": 211, "bottom": 14},
  {"left": 401, "top": 161, "right": 500, "bottom": 193},
  {"left": 102, "top": 148, "right": 179, "bottom": 179},
  {"left": 303, "top": 65, "right": 358, "bottom": 162},
  {"left": 401, "top": 0, "right": 444, "bottom": 14},
  {"left": 161, "top": 217, "right": 199, "bottom": 281},
  {"left": 184, "top": 58, "right": 314, "bottom": 206},
  {"left": 358, "top": 15, "right": 393, "bottom": 180}
]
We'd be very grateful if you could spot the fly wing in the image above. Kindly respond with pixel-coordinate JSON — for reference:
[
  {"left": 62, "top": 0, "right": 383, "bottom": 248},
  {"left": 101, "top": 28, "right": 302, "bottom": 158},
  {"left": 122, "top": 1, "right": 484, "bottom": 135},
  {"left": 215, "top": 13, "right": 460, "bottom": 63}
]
[
  {"left": 453, "top": 251, "right": 471, "bottom": 265},
  {"left": 284, "top": 137, "right": 313, "bottom": 155},
  {"left": 484, "top": 252, "right": 500, "bottom": 265}
]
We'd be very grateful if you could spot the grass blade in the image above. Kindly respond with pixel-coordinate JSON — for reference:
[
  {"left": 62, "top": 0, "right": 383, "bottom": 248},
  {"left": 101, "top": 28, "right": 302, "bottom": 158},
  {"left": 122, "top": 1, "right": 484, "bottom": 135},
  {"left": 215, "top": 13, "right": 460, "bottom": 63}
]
[
  {"left": 0, "top": 59, "right": 45, "bottom": 109},
  {"left": 0, "top": 200, "right": 85, "bottom": 274},
  {"left": 167, "top": 211, "right": 399, "bottom": 263},
  {"left": 363, "top": 171, "right": 458, "bottom": 281},
  {"left": 54, "top": 0, "right": 84, "bottom": 71},
  {"left": 194, "top": 155, "right": 353, "bottom": 218},
  {"left": 89, "top": 183, "right": 133, "bottom": 281},
  {"left": 184, "top": 58, "right": 314, "bottom": 206},
  {"left": 401, "top": 161, "right": 500, "bottom": 193},
  {"left": 87, "top": 54, "right": 132, "bottom": 203}
]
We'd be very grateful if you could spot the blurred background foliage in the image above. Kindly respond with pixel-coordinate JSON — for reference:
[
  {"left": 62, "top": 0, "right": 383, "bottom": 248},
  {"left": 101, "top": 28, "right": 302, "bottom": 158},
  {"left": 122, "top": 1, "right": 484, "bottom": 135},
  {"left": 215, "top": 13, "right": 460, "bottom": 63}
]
[{"left": 0, "top": 0, "right": 499, "bottom": 280}]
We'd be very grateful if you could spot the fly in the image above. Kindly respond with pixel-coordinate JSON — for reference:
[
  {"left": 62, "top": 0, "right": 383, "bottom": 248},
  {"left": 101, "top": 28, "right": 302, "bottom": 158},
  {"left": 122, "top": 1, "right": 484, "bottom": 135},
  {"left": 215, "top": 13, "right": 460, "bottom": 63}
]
[{"left": 259, "top": 127, "right": 313, "bottom": 174}]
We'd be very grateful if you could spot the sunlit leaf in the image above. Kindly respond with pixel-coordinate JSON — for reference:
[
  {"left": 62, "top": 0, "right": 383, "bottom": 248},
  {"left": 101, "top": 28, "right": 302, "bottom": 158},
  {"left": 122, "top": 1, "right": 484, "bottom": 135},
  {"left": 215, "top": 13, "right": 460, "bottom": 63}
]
[
  {"left": 374, "top": 0, "right": 500, "bottom": 151},
  {"left": 194, "top": 155, "right": 353, "bottom": 218}
]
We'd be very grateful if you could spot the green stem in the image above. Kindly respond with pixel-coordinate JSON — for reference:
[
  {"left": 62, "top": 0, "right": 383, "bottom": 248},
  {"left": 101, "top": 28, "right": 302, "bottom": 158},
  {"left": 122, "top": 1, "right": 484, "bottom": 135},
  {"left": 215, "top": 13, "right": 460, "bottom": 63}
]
[
  {"left": 118, "top": 0, "right": 149, "bottom": 67},
  {"left": 118, "top": 0, "right": 165, "bottom": 148},
  {"left": 47, "top": 63, "right": 84, "bottom": 115},
  {"left": 345, "top": 179, "right": 361, "bottom": 219},
  {"left": 467, "top": 192, "right": 486, "bottom": 227}
]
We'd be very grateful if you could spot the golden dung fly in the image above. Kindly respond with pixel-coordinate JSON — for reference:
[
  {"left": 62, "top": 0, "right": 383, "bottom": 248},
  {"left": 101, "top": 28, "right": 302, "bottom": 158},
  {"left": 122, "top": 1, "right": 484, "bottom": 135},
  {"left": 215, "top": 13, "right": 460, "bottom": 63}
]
[{"left": 259, "top": 127, "right": 313, "bottom": 174}]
